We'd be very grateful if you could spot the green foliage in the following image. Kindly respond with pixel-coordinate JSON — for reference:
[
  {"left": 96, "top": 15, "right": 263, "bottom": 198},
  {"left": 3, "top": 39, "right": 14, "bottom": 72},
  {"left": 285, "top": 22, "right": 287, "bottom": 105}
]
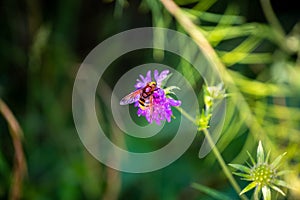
[{"left": 191, "top": 183, "right": 233, "bottom": 200}]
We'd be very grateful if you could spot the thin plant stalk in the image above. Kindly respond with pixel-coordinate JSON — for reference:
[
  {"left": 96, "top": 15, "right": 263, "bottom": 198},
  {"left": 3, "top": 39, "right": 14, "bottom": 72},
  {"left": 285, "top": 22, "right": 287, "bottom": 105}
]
[
  {"left": 259, "top": 0, "right": 285, "bottom": 36},
  {"left": 202, "top": 128, "right": 246, "bottom": 199},
  {"left": 259, "top": 0, "right": 291, "bottom": 53},
  {"left": 175, "top": 106, "right": 248, "bottom": 200},
  {"left": 0, "top": 99, "right": 27, "bottom": 200}
]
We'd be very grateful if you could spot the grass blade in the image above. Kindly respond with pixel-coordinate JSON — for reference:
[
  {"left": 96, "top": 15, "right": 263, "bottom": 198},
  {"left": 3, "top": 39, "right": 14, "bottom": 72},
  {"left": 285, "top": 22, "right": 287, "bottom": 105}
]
[{"left": 191, "top": 183, "right": 232, "bottom": 200}]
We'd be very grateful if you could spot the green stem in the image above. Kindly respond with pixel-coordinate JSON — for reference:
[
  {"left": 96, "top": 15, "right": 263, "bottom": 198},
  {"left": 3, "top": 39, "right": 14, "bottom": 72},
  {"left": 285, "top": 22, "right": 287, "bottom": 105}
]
[
  {"left": 259, "top": 0, "right": 292, "bottom": 53},
  {"left": 175, "top": 106, "right": 248, "bottom": 200},
  {"left": 202, "top": 128, "right": 248, "bottom": 200},
  {"left": 175, "top": 106, "right": 197, "bottom": 125},
  {"left": 259, "top": 0, "right": 285, "bottom": 36}
]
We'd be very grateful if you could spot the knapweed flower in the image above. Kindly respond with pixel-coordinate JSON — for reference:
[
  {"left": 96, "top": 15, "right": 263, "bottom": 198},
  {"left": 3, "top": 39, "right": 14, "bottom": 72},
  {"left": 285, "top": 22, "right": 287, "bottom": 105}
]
[
  {"left": 229, "top": 141, "right": 290, "bottom": 200},
  {"left": 133, "top": 70, "right": 181, "bottom": 125}
]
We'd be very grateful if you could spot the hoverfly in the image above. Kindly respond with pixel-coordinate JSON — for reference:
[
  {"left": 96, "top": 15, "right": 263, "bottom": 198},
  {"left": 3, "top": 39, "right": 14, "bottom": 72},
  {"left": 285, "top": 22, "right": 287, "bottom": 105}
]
[{"left": 120, "top": 81, "right": 157, "bottom": 110}]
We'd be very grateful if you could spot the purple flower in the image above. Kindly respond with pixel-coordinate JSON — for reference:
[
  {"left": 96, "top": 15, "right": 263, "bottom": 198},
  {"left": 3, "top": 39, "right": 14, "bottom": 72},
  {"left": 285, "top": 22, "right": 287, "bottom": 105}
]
[{"left": 134, "top": 70, "right": 181, "bottom": 125}]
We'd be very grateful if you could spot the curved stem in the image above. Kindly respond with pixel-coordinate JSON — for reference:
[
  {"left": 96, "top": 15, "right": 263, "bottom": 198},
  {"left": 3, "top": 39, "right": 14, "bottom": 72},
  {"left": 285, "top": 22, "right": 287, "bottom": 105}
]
[
  {"left": 259, "top": 0, "right": 285, "bottom": 36},
  {"left": 259, "top": 0, "right": 291, "bottom": 53},
  {"left": 176, "top": 106, "right": 247, "bottom": 200},
  {"left": 0, "top": 99, "right": 27, "bottom": 200},
  {"left": 175, "top": 106, "right": 197, "bottom": 125},
  {"left": 202, "top": 128, "right": 247, "bottom": 200}
]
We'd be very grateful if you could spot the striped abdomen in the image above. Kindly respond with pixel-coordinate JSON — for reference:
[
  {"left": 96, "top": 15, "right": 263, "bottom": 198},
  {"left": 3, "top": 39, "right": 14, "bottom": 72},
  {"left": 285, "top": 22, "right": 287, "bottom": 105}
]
[
  {"left": 139, "top": 96, "right": 151, "bottom": 110},
  {"left": 138, "top": 83, "right": 156, "bottom": 110}
]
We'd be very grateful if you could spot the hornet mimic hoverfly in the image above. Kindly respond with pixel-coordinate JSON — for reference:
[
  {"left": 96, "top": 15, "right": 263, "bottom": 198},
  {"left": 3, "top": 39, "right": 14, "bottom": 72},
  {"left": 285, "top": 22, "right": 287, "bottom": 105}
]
[{"left": 120, "top": 81, "right": 157, "bottom": 111}]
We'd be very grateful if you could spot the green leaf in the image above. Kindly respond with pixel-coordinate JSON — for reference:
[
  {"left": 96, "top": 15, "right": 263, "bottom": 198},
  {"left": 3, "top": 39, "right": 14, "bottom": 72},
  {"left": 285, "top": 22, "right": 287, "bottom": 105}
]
[
  {"left": 232, "top": 172, "right": 252, "bottom": 179},
  {"left": 114, "top": 0, "right": 128, "bottom": 18},
  {"left": 245, "top": 161, "right": 252, "bottom": 168},
  {"left": 229, "top": 164, "right": 251, "bottom": 173},
  {"left": 220, "top": 36, "right": 263, "bottom": 66},
  {"left": 160, "top": 73, "right": 173, "bottom": 88},
  {"left": 270, "top": 152, "right": 287, "bottom": 169},
  {"left": 277, "top": 170, "right": 293, "bottom": 176},
  {"left": 265, "top": 150, "right": 271, "bottom": 163},
  {"left": 262, "top": 186, "right": 271, "bottom": 200},
  {"left": 246, "top": 151, "right": 256, "bottom": 166},
  {"left": 228, "top": 71, "right": 286, "bottom": 97},
  {"left": 218, "top": 51, "right": 273, "bottom": 64},
  {"left": 241, "top": 177, "right": 254, "bottom": 181},
  {"left": 193, "top": 0, "right": 217, "bottom": 11},
  {"left": 240, "top": 181, "right": 257, "bottom": 195},
  {"left": 191, "top": 183, "right": 232, "bottom": 200},
  {"left": 273, "top": 180, "right": 291, "bottom": 189},
  {"left": 182, "top": 9, "right": 244, "bottom": 24},
  {"left": 257, "top": 141, "right": 264, "bottom": 165},
  {"left": 174, "top": 0, "right": 199, "bottom": 6},
  {"left": 269, "top": 184, "right": 286, "bottom": 196},
  {"left": 164, "top": 86, "right": 180, "bottom": 95}
]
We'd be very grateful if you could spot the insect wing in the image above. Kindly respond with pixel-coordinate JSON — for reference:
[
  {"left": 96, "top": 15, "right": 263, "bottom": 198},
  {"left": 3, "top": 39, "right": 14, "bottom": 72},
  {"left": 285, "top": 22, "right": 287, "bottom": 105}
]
[
  {"left": 120, "top": 90, "right": 141, "bottom": 105},
  {"left": 148, "top": 95, "right": 154, "bottom": 118}
]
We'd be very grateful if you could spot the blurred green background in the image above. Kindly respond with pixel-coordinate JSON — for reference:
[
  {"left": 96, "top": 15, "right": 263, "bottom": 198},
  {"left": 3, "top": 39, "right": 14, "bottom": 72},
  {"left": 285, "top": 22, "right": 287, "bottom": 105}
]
[{"left": 1, "top": 0, "right": 300, "bottom": 199}]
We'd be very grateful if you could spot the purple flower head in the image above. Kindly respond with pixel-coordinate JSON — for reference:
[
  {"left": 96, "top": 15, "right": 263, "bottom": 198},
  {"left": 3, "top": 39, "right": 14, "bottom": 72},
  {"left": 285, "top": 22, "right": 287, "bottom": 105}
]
[{"left": 133, "top": 70, "right": 181, "bottom": 125}]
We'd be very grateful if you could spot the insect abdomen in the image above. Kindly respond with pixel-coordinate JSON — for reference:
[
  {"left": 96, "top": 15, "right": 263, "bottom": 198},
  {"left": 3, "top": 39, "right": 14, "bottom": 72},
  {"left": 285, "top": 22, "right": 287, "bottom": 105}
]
[{"left": 139, "top": 97, "right": 149, "bottom": 110}]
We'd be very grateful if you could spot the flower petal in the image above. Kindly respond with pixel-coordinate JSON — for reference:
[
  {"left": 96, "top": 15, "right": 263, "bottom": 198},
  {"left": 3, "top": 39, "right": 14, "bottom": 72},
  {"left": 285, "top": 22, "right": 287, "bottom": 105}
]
[
  {"left": 239, "top": 182, "right": 257, "bottom": 195},
  {"left": 135, "top": 71, "right": 152, "bottom": 89},
  {"left": 145, "top": 70, "right": 152, "bottom": 83},
  {"left": 154, "top": 69, "right": 169, "bottom": 87},
  {"left": 135, "top": 80, "right": 145, "bottom": 89},
  {"left": 270, "top": 152, "right": 287, "bottom": 169},
  {"left": 262, "top": 186, "right": 271, "bottom": 200},
  {"left": 269, "top": 184, "right": 286, "bottom": 196},
  {"left": 246, "top": 151, "right": 256, "bottom": 166},
  {"left": 277, "top": 170, "right": 293, "bottom": 176},
  {"left": 154, "top": 70, "right": 159, "bottom": 81},
  {"left": 232, "top": 172, "right": 252, "bottom": 179},
  {"left": 168, "top": 98, "right": 181, "bottom": 107},
  {"left": 257, "top": 140, "right": 265, "bottom": 165},
  {"left": 273, "top": 180, "right": 292, "bottom": 189},
  {"left": 229, "top": 164, "right": 251, "bottom": 174}
]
